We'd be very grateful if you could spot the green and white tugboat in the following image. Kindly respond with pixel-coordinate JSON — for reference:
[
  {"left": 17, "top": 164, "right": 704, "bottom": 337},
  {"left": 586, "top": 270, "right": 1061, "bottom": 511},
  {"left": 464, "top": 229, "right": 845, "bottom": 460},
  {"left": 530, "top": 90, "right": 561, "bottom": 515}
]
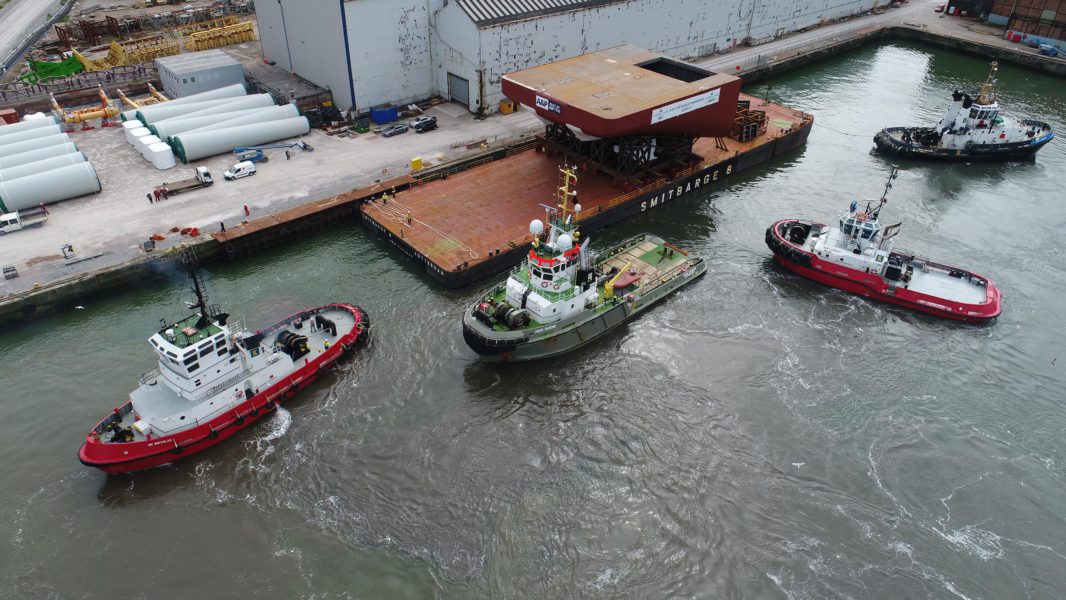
[{"left": 462, "top": 166, "right": 706, "bottom": 362}]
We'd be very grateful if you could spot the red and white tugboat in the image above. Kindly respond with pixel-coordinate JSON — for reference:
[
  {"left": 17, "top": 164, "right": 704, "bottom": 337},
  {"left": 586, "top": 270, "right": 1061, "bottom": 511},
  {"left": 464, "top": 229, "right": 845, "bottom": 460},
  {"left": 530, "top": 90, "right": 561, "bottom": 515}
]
[
  {"left": 765, "top": 167, "right": 1001, "bottom": 323},
  {"left": 79, "top": 251, "right": 370, "bottom": 474}
]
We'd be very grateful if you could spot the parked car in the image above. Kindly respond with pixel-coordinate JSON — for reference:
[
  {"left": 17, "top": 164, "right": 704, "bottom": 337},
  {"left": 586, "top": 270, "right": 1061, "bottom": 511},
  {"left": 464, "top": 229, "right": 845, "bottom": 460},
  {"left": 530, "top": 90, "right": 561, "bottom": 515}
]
[
  {"left": 223, "top": 161, "right": 257, "bottom": 180},
  {"left": 410, "top": 115, "right": 436, "bottom": 129},
  {"left": 381, "top": 123, "right": 409, "bottom": 137},
  {"left": 413, "top": 117, "right": 438, "bottom": 133}
]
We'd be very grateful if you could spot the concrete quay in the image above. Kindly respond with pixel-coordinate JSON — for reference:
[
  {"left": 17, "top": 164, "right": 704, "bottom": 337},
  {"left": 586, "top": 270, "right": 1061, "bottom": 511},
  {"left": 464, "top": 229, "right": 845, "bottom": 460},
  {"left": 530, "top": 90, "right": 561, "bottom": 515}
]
[
  {"left": 696, "top": 0, "right": 1066, "bottom": 80},
  {"left": 2, "top": 0, "right": 1063, "bottom": 327}
]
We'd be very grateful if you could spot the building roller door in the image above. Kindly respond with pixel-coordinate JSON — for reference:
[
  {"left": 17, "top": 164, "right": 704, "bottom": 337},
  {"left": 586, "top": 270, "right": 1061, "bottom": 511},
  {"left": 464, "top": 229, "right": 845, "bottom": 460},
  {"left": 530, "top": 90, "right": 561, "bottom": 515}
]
[{"left": 447, "top": 72, "right": 470, "bottom": 108}]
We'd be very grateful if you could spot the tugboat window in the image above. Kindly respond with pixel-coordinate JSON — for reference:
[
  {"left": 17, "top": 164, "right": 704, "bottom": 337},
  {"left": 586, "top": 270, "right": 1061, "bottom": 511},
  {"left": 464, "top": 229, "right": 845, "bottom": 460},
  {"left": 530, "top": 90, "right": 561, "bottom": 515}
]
[
  {"left": 183, "top": 354, "right": 198, "bottom": 365},
  {"left": 188, "top": 363, "right": 200, "bottom": 373}
]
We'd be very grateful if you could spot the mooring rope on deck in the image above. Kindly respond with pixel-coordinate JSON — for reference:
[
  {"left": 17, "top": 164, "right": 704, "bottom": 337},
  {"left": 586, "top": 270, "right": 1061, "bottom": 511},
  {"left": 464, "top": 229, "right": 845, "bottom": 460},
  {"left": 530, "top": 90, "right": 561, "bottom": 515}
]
[{"left": 366, "top": 200, "right": 479, "bottom": 260}]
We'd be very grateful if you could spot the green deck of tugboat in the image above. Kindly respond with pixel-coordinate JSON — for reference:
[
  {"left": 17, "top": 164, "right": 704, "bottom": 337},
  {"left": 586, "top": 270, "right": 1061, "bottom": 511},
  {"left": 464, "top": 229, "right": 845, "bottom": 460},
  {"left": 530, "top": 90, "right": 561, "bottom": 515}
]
[
  {"left": 164, "top": 314, "right": 222, "bottom": 348},
  {"left": 484, "top": 238, "right": 688, "bottom": 332}
]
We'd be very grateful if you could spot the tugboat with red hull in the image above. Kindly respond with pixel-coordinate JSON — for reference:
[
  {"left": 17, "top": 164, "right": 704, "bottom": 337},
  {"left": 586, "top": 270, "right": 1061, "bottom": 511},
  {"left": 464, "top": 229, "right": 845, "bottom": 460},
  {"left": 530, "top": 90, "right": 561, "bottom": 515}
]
[
  {"left": 766, "top": 168, "right": 1001, "bottom": 323},
  {"left": 79, "top": 251, "right": 370, "bottom": 474}
]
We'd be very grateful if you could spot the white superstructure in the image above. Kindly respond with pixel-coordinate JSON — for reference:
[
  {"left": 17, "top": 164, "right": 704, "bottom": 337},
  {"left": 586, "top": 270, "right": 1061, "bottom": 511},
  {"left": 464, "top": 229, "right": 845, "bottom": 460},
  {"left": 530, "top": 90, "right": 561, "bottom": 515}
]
[{"left": 927, "top": 63, "right": 1047, "bottom": 150}]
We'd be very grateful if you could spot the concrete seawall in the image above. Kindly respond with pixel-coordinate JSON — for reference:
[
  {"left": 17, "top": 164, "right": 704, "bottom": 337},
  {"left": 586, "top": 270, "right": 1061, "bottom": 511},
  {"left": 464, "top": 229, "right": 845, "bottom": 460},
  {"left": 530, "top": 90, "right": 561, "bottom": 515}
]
[
  {"left": 736, "top": 25, "right": 1066, "bottom": 83},
  {"left": 887, "top": 26, "right": 1066, "bottom": 77},
  {"left": 0, "top": 238, "right": 219, "bottom": 326}
]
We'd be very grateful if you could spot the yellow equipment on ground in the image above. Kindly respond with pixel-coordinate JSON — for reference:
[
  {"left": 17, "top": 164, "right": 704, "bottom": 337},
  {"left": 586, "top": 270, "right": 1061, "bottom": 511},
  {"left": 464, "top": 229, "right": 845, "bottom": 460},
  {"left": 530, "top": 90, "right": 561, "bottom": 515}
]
[
  {"left": 117, "top": 83, "right": 169, "bottom": 110},
  {"left": 51, "top": 87, "right": 120, "bottom": 123},
  {"left": 182, "top": 21, "right": 255, "bottom": 52},
  {"left": 73, "top": 35, "right": 179, "bottom": 72}
]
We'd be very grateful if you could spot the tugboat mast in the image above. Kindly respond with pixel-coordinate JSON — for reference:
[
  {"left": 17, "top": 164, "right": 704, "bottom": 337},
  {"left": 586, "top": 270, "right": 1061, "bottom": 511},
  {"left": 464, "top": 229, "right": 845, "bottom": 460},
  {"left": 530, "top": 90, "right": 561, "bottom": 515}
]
[
  {"left": 180, "top": 248, "right": 221, "bottom": 328},
  {"left": 547, "top": 165, "right": 580, "bottom": 236},
  {"left": 871, "top": 166, "right": 899, "bottom": 219},
  {"left": 976, "top": 61, "right": 998, "bottom": 105}
]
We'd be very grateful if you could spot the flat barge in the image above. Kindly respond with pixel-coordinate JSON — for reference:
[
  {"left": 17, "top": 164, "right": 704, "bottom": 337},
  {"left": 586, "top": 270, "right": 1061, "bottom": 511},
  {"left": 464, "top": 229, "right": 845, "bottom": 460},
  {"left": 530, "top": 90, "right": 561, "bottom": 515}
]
[{"left": 361, "top": 94, "right": 811, "bottom": 288}]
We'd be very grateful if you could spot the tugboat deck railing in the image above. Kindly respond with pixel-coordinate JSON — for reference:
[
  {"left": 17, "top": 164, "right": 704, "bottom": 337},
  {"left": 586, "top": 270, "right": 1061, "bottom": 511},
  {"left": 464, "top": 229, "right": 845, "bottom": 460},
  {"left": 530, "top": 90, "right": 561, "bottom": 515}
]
[{"left": 139, "top": 367, "right": 161, "bottom": 385}]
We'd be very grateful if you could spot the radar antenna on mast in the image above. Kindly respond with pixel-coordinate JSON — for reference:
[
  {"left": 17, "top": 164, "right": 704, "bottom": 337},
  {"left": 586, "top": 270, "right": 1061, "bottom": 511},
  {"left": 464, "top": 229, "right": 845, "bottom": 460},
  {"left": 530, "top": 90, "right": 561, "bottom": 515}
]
[
  {"left": 180, "top": 248, "right": 227, "bottom": 328},
  {"left": 872, "top": 166, "right": 899, "bottom": 219}
]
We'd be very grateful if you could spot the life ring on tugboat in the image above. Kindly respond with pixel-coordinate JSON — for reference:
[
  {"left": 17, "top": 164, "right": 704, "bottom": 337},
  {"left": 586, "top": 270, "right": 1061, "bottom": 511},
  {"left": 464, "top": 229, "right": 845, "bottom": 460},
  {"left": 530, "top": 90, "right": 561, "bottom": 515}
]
[
  {"left": 553, "top": 283, "right": 560, "bottom": 290},
  {"left": 541, "top": 281, "right": 548, "bottom": 288}
]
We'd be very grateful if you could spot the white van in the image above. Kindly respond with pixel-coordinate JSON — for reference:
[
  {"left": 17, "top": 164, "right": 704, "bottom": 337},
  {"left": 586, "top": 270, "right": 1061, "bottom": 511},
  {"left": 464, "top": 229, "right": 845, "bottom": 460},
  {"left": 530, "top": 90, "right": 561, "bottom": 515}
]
[{"left": 223, "top": 161, "right": 257, "bottom": 180}]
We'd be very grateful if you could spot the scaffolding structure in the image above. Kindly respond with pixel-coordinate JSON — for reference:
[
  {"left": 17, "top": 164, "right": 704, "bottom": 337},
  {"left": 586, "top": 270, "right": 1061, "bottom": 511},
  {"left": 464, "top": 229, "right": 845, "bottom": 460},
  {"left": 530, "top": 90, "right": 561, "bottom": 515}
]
[
  {"left": 54, "top": 3, "right": 254, "bottom": 49},
  {"left": 175, "top": 15, "right": 239, "bottom": 36},
  {"left": 182, "top": 21, "right": 255, "bottom": 52},
  {"left": 730, "top": 100, "right": 767, "bottom": 143},
  {"left": 541, "top": 122, "right": 698, "bottom": 182},
  {"left": 73, "top": 35, "right": 180, "bottom": 72}
]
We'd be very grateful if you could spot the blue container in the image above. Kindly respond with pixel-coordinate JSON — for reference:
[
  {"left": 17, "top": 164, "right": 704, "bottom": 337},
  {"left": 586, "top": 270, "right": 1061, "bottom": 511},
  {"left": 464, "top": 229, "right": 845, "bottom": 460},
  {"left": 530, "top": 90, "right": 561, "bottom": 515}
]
[{"left": 369, "top": 106, "right": 398, "bottom": 125}]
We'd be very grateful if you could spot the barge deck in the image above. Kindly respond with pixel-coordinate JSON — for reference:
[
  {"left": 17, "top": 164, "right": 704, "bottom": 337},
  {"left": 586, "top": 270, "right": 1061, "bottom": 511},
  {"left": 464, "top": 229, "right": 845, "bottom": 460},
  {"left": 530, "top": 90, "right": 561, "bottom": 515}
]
[{"left": 360, "top": 94, "right": 813, "bottom": 288}]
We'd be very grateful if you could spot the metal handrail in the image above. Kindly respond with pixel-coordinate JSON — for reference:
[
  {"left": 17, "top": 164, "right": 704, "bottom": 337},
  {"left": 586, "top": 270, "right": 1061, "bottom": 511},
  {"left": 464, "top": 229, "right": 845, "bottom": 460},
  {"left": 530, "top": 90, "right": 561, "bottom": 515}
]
[{"left": 138, "top": 367, "right": 160, "bottom": 385}]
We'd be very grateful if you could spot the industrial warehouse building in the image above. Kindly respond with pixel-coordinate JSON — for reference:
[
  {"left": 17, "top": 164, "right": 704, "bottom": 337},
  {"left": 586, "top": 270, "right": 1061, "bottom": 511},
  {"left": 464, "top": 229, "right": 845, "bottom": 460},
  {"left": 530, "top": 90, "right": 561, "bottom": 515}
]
[{"left": 256, "top": 0, "right": 878, "bottom": 114}]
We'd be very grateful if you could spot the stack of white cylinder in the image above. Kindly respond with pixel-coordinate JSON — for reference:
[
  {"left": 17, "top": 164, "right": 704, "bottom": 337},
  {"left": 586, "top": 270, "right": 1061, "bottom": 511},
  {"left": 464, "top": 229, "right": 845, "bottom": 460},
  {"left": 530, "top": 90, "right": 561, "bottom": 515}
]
[
  {"left": 120, "top": 83, "right": 313, "bottom": 166},
  {"left": 0, "top": 115, "right": 102, "bottom": 213}
]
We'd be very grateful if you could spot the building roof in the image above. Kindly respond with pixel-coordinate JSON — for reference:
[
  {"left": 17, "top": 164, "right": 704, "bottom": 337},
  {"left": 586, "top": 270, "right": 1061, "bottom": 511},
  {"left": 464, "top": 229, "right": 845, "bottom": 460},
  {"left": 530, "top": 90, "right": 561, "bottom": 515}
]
[
  {"left": 501, "top": 45, "right": 740, "bottom": 138},
  {"left": 457, "top": 0, "right": 627, "bottom": 28},
  {"left": 156, "top": 49, "right": 241, "bottom": 75}
]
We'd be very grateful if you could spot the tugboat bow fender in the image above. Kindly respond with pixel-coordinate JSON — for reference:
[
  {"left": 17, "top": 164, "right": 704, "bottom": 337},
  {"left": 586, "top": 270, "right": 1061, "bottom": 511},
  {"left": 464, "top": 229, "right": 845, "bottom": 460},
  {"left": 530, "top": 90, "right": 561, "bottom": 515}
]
[{"left": 765, "top": 223, "right": 813, "bottom": 269}]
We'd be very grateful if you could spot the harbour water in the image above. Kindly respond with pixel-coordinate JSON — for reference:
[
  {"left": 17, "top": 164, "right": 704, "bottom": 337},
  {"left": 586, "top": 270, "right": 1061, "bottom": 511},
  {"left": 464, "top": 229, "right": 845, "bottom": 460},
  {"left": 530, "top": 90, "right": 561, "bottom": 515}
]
[{"left": 2, "top": 41, "right": 1065, "bottom": 598}]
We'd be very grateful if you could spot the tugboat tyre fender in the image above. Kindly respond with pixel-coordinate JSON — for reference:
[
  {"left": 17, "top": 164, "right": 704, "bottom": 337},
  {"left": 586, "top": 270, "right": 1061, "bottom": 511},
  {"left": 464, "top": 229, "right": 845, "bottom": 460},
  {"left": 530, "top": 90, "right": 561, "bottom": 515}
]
[
  {"left": 208, "top": 428, "right": 219, "bottom": 440},
  {"left": 225, "top": 243, "right": 237, "bottom": 257}
]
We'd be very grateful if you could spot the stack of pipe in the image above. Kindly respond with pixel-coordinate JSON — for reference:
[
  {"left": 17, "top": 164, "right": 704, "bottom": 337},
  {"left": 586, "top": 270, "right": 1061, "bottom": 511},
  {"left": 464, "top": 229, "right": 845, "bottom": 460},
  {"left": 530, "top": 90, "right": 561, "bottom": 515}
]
[
  {"left": 119, "top": 83, "right": 247, "bottom": 122},
  {"left": 119, "top": 83, "right": 312, "bottom": 165},
  {"left": 0, "top": 115, "right": 101, "bottom": 213},
  {"left": 168, "top": 104, "right": 307, "bottom": 163}
]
